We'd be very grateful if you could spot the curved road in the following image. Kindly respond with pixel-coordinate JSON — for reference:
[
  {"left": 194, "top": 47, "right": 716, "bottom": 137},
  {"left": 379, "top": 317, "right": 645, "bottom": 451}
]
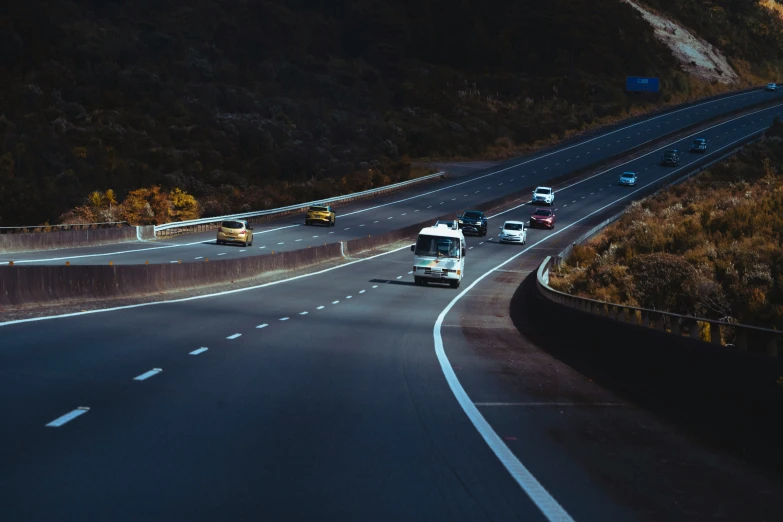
[
  {"left": 3, "top": 88, "right": 782, "bottom": 266},
  {"left": 3, "top": 102, "right": 782, "bottom": 520}
]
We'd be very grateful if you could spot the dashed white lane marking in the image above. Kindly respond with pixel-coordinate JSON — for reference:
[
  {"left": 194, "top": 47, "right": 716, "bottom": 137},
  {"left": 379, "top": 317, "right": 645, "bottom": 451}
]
[
  {"left": 374, "top": 220, "right": 379, "bottom": 223},
  {"left": 440, "top": 202, "right": 445, "bottom": 204},
  {"left": 134, "top": 368, "right": 162, "bottom": 381},
  {"left": 279, "top": 317, "right": 290, "bottom": 321},
  {"left": 346, "top": 295, "right": 352, "bottom": 299},
  {"left": 599, "top": 188, "right": 603, "bottom": 191},
  {"left": 259, "top": 246, "right": 266, "bottom": 249},
  {"left": 581, "top": 196, "right": 585, "bottom": 199},
  {"left": 332, "top": 300, "right": 339, "bottom": 304},
  {"left": 300, "top": 311, "right": 308, "bottom": 315},
  {"left": 256, "top": 324, "right": 268, "bottom": 329},
  {"left": 360, "top": 224, "right": 365, "bottom": 226},
  {"left": 590, "top": 192, "right": 594, "bottom": 195},
  {"left": 475, "top": 191, "right": 480, "bottom": 193},
  {"left": 479, "top": 242, "right": 484, "bottom": 245},
  {"left": 169, "top": 260, "right": 179, "bottom": 264},
  {"left": 344, "top": 228, "right": 350, "bottom": 231},
  {"left": 469, "top": 246, "right": 474, "bottom": 249},
  {"left": 317, "top": 306, "right": 325, "bottom": 310},
  {"left": 427, "top": 206, "right": 432, "bottom": 209},
  {"left": 372, "top": 285, "right": 378, "bottom": 289},
  {"left": 217, "top": 253, "right": 226, "bottom": 256},
  {"left": 408, "top": 271, "right": 413, "bottom": 274},
  {"left": 295, "top": 239, "right": 303, "bottom": 241},
  {"left": 544, "top": 166, "right": 548, "bottom": 169},
  {"left": 452, "top": 198, "right": 457, "bottom": 200},
  {"left": 239, "top": 249, "right": 246, "bottom": 252},
  {"left": 563, "top": 204, "right": 568, "bottom": 208},
  {"left": 388, "top": 216, "right": 394, "bottom": 219},
  {"left": 313, "top": 235, "right": 319, "bottom": 238},
  {"left": 226, "top": 333, "right": 242, "bottom": 340},
  {"left": 277, "top": 242, "right": 284, "bottom": 245},
  {"left": 396, "top": 276, "right": 402, "bottom": 279},
  {"left": 190, "top": 347, "right": 208, "bottom": 355},
  {"left": 46, "top": 407, "right": 90, "bottom": 427},
  {"left": 555, "top": 163, "right": 559, "bottom": 166},
  {"left": 359, "top": 290, "right": 366, "bottom": 294},
  {"left": 195, "top": 256, "right": 203, "bottom": 260},
  {"left": 329, "top": 231, "right": 335, "bottom": 234},
  {"left": 402, "top": 213, "right": 407, "bottom": 215},
  {"left": 415, "top": 210, "right": 420, "bottom": 212},
  {"left": 572, "top": 200, "right": 577, "bottom": 203},
  {"left": 510, "top": 179, "right": 514, "bottom": 181}
]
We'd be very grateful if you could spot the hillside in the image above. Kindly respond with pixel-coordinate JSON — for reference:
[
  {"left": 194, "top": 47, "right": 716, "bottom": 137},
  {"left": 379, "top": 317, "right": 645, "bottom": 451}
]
[
  {"left": 550, "top": 119, "right": 783, "bottom": 330},
  {"left": 1, "top": 0, "right": 783, "bottom": 227}
]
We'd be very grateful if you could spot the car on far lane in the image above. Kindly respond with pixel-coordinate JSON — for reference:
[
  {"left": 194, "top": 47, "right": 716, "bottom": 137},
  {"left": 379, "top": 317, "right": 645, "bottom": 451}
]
[
  {"left": 766, "top": 82, "right": 778, "bottom": 92},
  {"left": 661, "top": 150, "right": 680, "bottom": 166},
  {"left": 305, "top": 205, "right": 335, "bottom": 227},
  {"left": 532, "top": 186, "right": 555, "bottom": 206},
  {"left": 618, "top": 171, "right": 638, "bottom": 186},
  {"left": 217, "top": 219, "right": 254, "bottom": 246},
  {"left": 498, "top": 221, "right": 527, "bottom": 244},
  {"left": 529, "top": 208, "right": 556, "bottom": 229},
  {"left": 689, "top": 138, "right": 707, "bottom": 153}
]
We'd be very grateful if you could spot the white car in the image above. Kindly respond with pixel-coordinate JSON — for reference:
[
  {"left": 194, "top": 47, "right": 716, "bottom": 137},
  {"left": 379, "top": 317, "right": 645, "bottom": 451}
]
[
  {"left": 766, "top": 82, "right": 778, "bottom": 92},
  {"left": 618, "top": 171, "right": 637, "bottom": 186},
  {"left": 532, "top": 186, "right": 555, "bottom": 205},
  {"left": 498, "top": 221, "right": 527, "bottom": 244}
]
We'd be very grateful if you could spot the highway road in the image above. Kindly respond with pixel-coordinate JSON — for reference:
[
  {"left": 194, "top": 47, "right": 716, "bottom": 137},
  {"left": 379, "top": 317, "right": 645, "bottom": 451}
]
[
  {"left": 2, "top": 88, "right": 782, "bottom": 266},
  {"left": 3, "top": 103, "right": 783, "bottom": 521}
]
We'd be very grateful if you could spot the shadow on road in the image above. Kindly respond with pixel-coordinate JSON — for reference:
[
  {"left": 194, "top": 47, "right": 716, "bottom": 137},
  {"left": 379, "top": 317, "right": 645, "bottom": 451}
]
[{"left": 509, "top": 272, "right": 783, "bottom": 475}]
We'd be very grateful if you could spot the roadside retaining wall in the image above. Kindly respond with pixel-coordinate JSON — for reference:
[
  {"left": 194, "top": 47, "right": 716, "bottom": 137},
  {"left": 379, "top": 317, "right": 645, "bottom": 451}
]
[
  {"left": 0, "top": 243, "right": 343, "bottom": 307},
  {"left": 0, "top": 227, "right": 139, "bottom": 254}
]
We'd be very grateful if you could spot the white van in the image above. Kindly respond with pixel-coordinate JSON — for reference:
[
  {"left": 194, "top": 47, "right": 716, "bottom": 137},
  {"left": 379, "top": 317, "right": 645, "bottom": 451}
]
[{"left": 410, "top": 224, "right": 466, "bottom": 288}]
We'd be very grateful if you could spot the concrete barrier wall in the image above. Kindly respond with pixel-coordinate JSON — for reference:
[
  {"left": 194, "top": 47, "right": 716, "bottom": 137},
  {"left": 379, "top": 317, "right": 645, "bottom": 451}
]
[
  {"left": 0, "top": 227, "right": 139, "bottom": 254},
  {"left": 0, "top": 242, "right": 343, "bottom": 306}
]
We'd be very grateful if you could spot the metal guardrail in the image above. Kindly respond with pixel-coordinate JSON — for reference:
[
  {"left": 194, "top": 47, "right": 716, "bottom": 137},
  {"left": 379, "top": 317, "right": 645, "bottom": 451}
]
[
  {"left": 154, "top": 171, "right": 446, "bottom": 237},
  {"left": 0, "top": 221, "right": 129, "bottom": 234},
  {"left": 536, "top": 129, "right": 781, "bottom": 358},
  {"left": 537, "top": 256, "right": 781, "bottom": 358}
]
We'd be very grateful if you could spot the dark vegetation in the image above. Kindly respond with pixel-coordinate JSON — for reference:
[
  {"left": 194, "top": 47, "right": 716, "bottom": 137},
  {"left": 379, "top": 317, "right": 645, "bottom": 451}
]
[
  {"left": 1, "top": 0, "right": 782, "bottom": 226},
  {"left": 551, "top": 119, "right": 783, "bottom": 330}
]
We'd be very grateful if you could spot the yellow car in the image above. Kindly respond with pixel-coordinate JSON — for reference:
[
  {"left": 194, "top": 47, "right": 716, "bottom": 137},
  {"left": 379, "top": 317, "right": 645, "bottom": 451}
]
[
  {"left": 305, "top": 205, "right": 336, "bottom": 227},
  {"left": 216, "top": 219, "right": 254, "bottom": 246}
]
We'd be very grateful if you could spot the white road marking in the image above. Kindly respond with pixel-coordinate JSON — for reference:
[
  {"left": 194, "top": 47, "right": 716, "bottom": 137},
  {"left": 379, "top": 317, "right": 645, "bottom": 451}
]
[
  {"left": 402, "top": 213, "right": 407, "bottom": 215},
  {"left": 475, "top": 402, "right": 624, "bottom": 407},
  {"left": 374, "top": 220, "right": 379, "bottom": 223},
  {"left": 396, "top": 276, "right": 402, "bottom": 279},
  {"left": 259, "top": 246, "right": 265, "bottom": 249},
  {"left": 226, "top": 333, "right": 242, "bottom": 340},
  {"left": 329, "top": 232, "right": 335, "bottom": 234},
  {"left": 279, "top": 317, "right": 290, "bottom": 321},
  {"left": 427, "top": 206, "right": 432, "bottom": 209},
  {"left": 346, "top": 295, "right": 352, "bottom": 299},
  {"left": 46, "top": 407, "right": 90, "bottom": 427},
  {"left": 388, "top": 216, "right": 394, "bottom": 219},
  {"left": 134, "top": 368, "right": 162, "bottom": 381},
  {"left": 169, "top": 260, "right": 178, "bottom": 263},
  {"left": 239, "top": 249, "right": 246, "bottom": 252},
  {"left": 359, "top": 290, "right": 366, "bottom": 294},
  {"left": 256, "top": 324, "right": 268, "bottom": 329},
  {"left": 469, "top": 246, "right": 474, "bottom": 249},
  {"left": 332, "top": 300, "right": 339, "bottom": 304},
  {"left": 317, "top": 305, "right": 325, "bottom": 310},
  {"left": 414, "top": 210, "right": 420, "bottom": 212},
  {"left": 407, "top": 271, "right": 413, "bottom": 274},
  {"left": 195, "top": 257, "right": 203, "bottom": 260},
  {"left": 190, "top": 347, "right": 208, "bottom": 355},
  {"left": 563, "top": 204, "right": 568, "bottom": 207},
  {"left": 479, "top": 242, "right": 484, "bottom": 245},
  {"left": 217, "top": 253, "right": 226, "bottom": 256},
  {"left": 277, "top": 242, "right": 284, "bottom": 245},
  {"left": 372, "top": 285, "right": 378, "bottom": 289},
  {"left": 360, "top": 224, "right": 365, "bottom": 226},
  {"left": 343, "top": 228, "right": 350, "bottom": 231},
  {"left": 295, "top": 239, "right": 303, "bottom": 241},
  {"left": 300, "top": 311, "right": 308, "bottom": 315},
  {"left": 313, "top": 235, "right": 319, "bottom": 238}
]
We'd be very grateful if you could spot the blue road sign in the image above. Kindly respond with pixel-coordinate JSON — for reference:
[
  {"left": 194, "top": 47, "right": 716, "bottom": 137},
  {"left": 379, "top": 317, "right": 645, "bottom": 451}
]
[{"left": 626, "top": 76, "right": 660, "bottom": 92}]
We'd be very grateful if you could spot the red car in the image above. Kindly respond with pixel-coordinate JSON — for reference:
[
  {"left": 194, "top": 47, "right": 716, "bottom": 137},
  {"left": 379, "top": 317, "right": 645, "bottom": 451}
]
[{"left": 530, "top": 208, "right": 556, "bottom": 229}]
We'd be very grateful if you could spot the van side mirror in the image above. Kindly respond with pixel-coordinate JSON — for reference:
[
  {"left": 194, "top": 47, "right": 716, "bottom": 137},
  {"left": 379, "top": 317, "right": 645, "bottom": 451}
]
[
  {"left": 462, "top": 248, "right": 466, "bottom": 257},
  {"left": 410, "top": 245, "right": 415, "bottom": 252}
]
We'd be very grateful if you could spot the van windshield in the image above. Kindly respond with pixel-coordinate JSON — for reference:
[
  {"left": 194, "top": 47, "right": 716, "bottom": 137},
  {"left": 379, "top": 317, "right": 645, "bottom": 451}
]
[{"left": 414, "top": 235, "right": 461, "bottom": 258}]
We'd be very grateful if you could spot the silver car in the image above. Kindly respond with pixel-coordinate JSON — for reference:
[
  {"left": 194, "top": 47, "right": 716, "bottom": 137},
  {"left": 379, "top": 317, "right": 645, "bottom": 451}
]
[
  {"left": 532, "top": 186, "right": 555, "bottom": 205},
  {"left": 498, "top": 220, "right": 527, "bottom": 244},
  {"left": 618, "top": 172, "right": 637, "bottom": 186}
]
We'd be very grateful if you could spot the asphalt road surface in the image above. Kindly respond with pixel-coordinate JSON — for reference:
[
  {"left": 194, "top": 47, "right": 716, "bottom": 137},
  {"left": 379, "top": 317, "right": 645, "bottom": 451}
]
[
  {"left": 3, "top": 88, "right": 782, "bottom": 266},
  {"left": 3, "top": 108, "right": 783, "bottom": 521}
]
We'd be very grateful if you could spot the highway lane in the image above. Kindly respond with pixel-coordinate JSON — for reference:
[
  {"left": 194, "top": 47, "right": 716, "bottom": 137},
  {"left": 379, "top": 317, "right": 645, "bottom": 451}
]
[
  {"left": 2, "top": 121, "right": 774, "bottom": 521},
  {"left": 3, "top": 88, "right": 781, "bottom": 266}
]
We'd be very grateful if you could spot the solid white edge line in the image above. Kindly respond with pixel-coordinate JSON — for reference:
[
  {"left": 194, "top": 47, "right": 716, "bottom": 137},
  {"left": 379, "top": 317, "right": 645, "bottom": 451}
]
[
  {"left": 45, "top": 407, "right": 89, "bottom": 427},
  {"left": 134, "top": 368, "right": 162, "bottom": 381},
  {"left": 190, "top": 347, "right": 209, "bottom": 355},
  {"left": 0, "top": 244, "right": 413, "bottom": 326},
  {"left": 433, "top": 129, "right": 765, "bottom": 522}
]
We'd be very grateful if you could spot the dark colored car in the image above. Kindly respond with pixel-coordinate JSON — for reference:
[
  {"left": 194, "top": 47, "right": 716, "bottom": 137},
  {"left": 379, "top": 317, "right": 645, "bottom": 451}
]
[
  {"left": 457, "top": 210, "right": 488, "bottom": 236},
  {"left": 689, "top": 139, "right": 707, "bottom": 153},
  {"left": 661, "top": 150, "right": 680, "bottom": 166},
  {"left": 529, "top": 208, "right": 556, "bottom": 229}
]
